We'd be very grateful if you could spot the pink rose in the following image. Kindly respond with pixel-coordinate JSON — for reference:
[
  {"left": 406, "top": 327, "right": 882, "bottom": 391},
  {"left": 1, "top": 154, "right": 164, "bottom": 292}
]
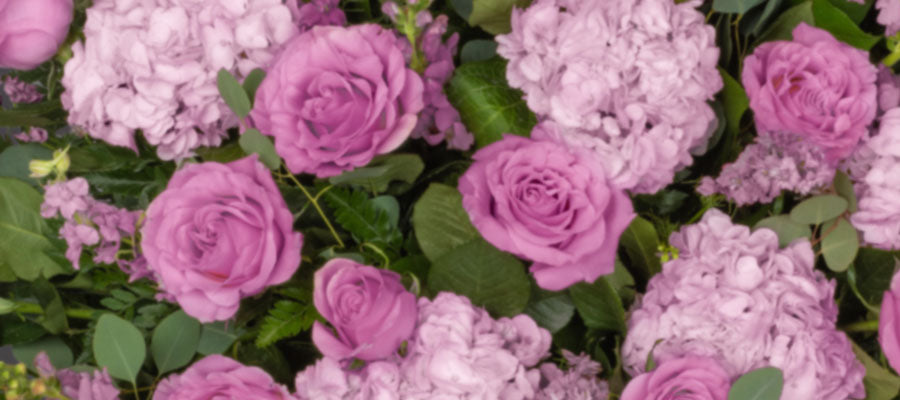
[
  {"left": 620, "top": 357, "right": 731, "bottom": 400},
  {"left": 742, "top": 23, "right": 877, "bottom": 162},
  {"left": 0, "top": 0, "right": 73, "bottom": 70},
  {"left": 251, "top": 24, "right": 424, "bottom": 177},
  {"left": 880, "top": 271, "right": 900, "bottom": 373},
  {"left": 141, "top": 156, "right": 303, "bottom": 322},
  {"left": 312, "top": 258, "right": 417, "bottom": 361},
  {"left": 153, "top": 355, "right": 296, "bottom": 400},
  {"left": 458, "top": 132, "right": 635, "bottom": 290}
]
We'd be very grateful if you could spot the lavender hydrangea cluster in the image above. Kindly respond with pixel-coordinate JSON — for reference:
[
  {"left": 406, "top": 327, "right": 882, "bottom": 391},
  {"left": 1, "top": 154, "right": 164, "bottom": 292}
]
[
  {"left": 60, "top": 0, "right": 301, "bottom": 160},
  {"left": 697, "top": 131, "right": 835, "bottom": 205},
  {"left": 41, "top": 178, "right": 144, "bottom": 273},
  {"left": 496, "top": 0, "right": 722, "bottom": 193},
  {"left": 850, "top": 108, "right": 900, "bottom": 250},
  {"left": 878, "top": 0, "right": 900, "bottom": 36},
  {"left": 622, "top": 210, "right": 865, "bottom": 400},
  {"left": 295, "top": 292, "right": 609, "bottom": 400}
]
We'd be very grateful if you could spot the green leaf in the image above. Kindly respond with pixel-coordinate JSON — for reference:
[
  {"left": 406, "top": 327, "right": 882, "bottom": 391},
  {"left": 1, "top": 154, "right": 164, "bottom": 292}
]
[
  {"left": 68, "top": 143, "right": 141, "bottom": 173},
  {"left": 728, "top": 367, "right": 784, "bottom": 400},
  {"left": 446, "top": 58, "right": 537, "bottom": 148},
  {"left": 713, "top": 0, "right": 766, "bottom": 13},
  {"left": 756, "top": 1, "right": 814, "bottom": 44},
  {"left": 370, "top": 196, "right": 400, "bottom": 229},
  {"left": 0, "top": 109, "right": 53, "bottom": 127},
  {"left": 451, "top": 0, "right": 473, "bottom": 19},
  {"left": 0, "top": 318, "right": 46, "bottom": 346},
  {"left": 428, "top": 238, "right": 531, "bottom": 317},
  {"left": 238, "top": 128, "right": 281, "bottom": 170},
  {"left": 620, "top": 217, "right": 661, "bottom": 281},
  {"left": 607, "top": 259, "right": 636, "bottom": 305},
  {"left": 196, "top": 142, "right": 247, "bottom": 164},
  {"left": 0, "top": 178, "right": 67, "bottom": 281},
  {"left": 461, "top": 40, "right": 499, "bottom": 63},
  {"left": 0, "top": 297, "right": 14, "bottom": 315},
  {"left": 151, "top": 310, "right": 201, "bottom": 374},
  {"left": 821, "top": 218, "right": 859, "bottom": 272},
  {"left": 412, "top": 184, "right": 481, "bottom": 262},
  {"left": 852, "top": 248, "right": 898, "bottom": 306},
  {"left": 242, "top": 68, "right": 266, "bottom": 105},
  {"left": 323, "top": 187, "right": 402, "bottom": 248},
  {"left": 33, "top": 278, "right": 68, "bottom": 334},
  {"left": 524, "top": 292, "right": 575, "bottom": 333},
  {"left": 812, "top": 0, "right": 879, "bottom": 50},
  {"left": 834, "top": 170, "right": 858, "bottom": 213},
  {"left": 790, "top": 195, "right": 848, "bottom": 225},
  {"left": 468, "top": 0, "right": 531, "bottom": 34},
  {"left": 827, "top": 0, "right": 873, "bottom": 24},
  {"left": 93, "top": 314, "right": 146, "bottom": 383},
  {"left": 754, "top": 215, "right": 812, "bottom": 247},
  {"left": 719, "top": 68, "right": 749, "bottom": 138},
  {"left": 197, "top": 322, "right": 240, "bottom": 356},
  {"left": 0, "top": 144, "right": 53, "bottom": 185},
  {"left": 748, "top": 0, "right": 785, "bottom": 36},
  {"left": 569, "top": 277, "right": 626, "bottom": 333},
  {"left": 12, "top": 336, "right": 73, "bottom": 372},
  {"left": 217, "top": 68, "right": 252, "bottom": 118},
  {"left": 645, "top": 339, "right": 664, "bottom": 372},
  {"left": 328, "top": 154, "right": 425, "bottom": 194},
  {"left": 256, "top": 300, "right": 317, "bottom": 348},
  {"left": 851, "top": 340, "right": 900, "bottom": 400}
]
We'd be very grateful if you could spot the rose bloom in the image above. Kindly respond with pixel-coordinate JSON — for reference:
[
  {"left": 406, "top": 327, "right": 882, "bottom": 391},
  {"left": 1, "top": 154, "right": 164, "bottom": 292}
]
[
  {"left": 251, "top": 24, "right": 424, "bottom": 178},
  {"left": 459, "top": 129, "right": 635, "bottom": 291},
  {"left": 620, "top": 357, "right": 731, "bottom": 400},
  {"left": 312, "top": 258, "right": 417, "bottom": 361},
  {"left": 141, "top": 155, "right": 303, "bottom": 322},
  {"left": 880, "top": 271, "right": 900, "bottom": 373},
  {"left": 742, "top": 22, "right": 877, "bottom": 162},
  {"left": 0, "top": 0, "right": 73, "bottom": 70},
  {"left": 154, "top": 355, "right": 296, "bottom": 400}
]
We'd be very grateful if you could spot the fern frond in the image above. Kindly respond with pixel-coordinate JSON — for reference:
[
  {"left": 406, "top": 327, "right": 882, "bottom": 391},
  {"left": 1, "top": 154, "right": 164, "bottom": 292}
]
[{"left": 255, "top": 300, "right": 315, "bottom": 348}]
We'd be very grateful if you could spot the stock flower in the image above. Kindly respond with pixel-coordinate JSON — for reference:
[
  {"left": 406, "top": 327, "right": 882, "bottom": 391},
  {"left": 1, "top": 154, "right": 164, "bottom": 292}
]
[
  {"left": 312, "top": 258, "right": 417, "bottom": 361},
  {"left": 880, "top": 271, "right": 900, "bottom": 373},
  {"left": 0, "top": 0, "right": 73, "bottom": 70},
  {"left": 623, "top": 210, "right": 865, "bottom": 399},
  {"left": 459, "top": 130, "right": 634, "bottom": 290},
  {"left": 154, "top": 355, "right": 296, "bottom": 400},
  {"left": 2, "top": 76, "right": 42, "bottom": 103},
  {"left": 496, "top": 0, "right": 722, "bottom": 193},
  {"left": 251, "top": 24, "right": 424, "bottom": 177},
  {"left": 877, "top": 0, "right": 900, "bottom": 36},
  {"left": 141, "top": 155, "right": 303, "bottom": 322},
  {"left": 742, "top": 23, "right": 877, "bottom": 162},
  {"left": 34, "top": 352, "right": 119, "bottom": 400},
  {"left": 620, "top": 357, "right": 731, "bottom": 400}
]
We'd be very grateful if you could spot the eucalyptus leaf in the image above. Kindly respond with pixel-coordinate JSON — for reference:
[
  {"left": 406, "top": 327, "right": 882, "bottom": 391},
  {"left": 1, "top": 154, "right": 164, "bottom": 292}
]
[
  {"left": 197, "top": 322, "right": 240, "bottom": 356},
  {"left": 93, "top": 314, "right": 146, "bottom": 383},
  {"left": 821, "top": 218, "right": 859, "bottom": 272},
  {"left": 412, "top": 184, "right": 481, "bottom": 262},
  {"left": 754, "top": 215, "right": 812, "bottom": 247},
  {"left": 446, "top": 58, "right": 536, "bottom": 148},
  {"left": 569, "top": 277, "right": 626, "bottom": 333},
  {"left": 468, "top": 0, "right": 531, "bottom": 34},
  {"left": 834, "top": 170, "right": 858, "bottom": 213},
  {"left": 151, "top": 310, "right": 201, "bottom": 374},
  {"left": 0, "top": 144, "right": 53, "bottom": 185},
  {"left": 727, "top": 367, "right": 784, "bottom": 400},
  {"left": 242, "top": 68, "right": 266, "bottom": 105},
  {"left": 217, "top": 68, "right": 251, "bottom": 118},
  {"left": 451, "top": 0, "right": 473, "bottom": 19},
  {"left": 789, "top": 195, "right": 848, "bottom": 225},
  {"left": 238, "top": 128, "right": 280, "bottom": 170},
  {"left": 12, "top": 336, "right": 73, "bottom": 372}
]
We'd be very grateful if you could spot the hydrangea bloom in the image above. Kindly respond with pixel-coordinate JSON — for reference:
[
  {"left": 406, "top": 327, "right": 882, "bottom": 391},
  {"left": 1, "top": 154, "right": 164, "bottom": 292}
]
[
  {"left": 496, "top": 0, "right": 722, "bottom": 193},
  {"left": 850, "top": 108, "right": 900, "bottom": 249},
  {"left": 61, "top": 0, "right": 299, "bottom": 160},
  {"left": 878, "top": 0, "right": 900, "bottom": 36},
  {"left": 622, "top": 210, "right": 865, "bottom": 400},
  {"left": 2, "top": 76, "right": 42, "bottom": 103},
  {"left": 697, "top": 131, "right": 834, "bottom": 205},
  {"left": 535, "top": 350, "right": 609, "bottom": 400}
]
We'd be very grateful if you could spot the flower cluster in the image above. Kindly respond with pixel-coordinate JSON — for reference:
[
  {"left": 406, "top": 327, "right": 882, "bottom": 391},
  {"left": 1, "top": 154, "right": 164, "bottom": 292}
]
[
  {"left": 850, "top": 107, "right": 900, "bottom": 249},
  {"left": 34, "top": 352, "right": 119, "bottom": 400},
  {"left": 878, "top": 0, "right": 900, "bottom": 37},
  {"left": 622, "top": 209, "right": 865, "bottom": 399},
  {"left": 295, "top": 291, "right": 608, "bottom": 400},
  {"left": 2, "top": 76, "right": 42, "bottom": 103},
  {"left": 41, "top": 177, "right": 142, "bottom": 272},
  {"left": 61, "top": 0, "right": 299, "bottom": 160},
  {"left": 496, "top": 0, "right": 722, "bottom": 193},
  {"left": 14, "top": 127, "right": 48, "bottom": 143},
  {"left": 697, "top": 131, "right": 835, "bottom": 205},
  {"left": 289, "top": 0, "right": 346, "bottom": 32}
]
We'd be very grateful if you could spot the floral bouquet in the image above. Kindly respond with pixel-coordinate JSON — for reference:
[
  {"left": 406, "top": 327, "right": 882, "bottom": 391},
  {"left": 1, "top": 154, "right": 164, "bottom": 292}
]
[{"left": 2, "top": 0, "right": 900, "bottom": 399}]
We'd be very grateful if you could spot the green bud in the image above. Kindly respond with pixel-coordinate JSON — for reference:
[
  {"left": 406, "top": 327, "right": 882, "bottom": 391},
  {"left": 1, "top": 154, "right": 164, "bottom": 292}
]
[{"left": 12, "top": 364, "right": 25, "bottom": 376}]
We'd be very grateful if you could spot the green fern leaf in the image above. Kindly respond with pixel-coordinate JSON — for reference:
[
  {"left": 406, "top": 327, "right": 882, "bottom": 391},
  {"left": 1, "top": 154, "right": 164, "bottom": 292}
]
[
  {"left": 323, "top": 187, "right": 402, "bottom": 248},
  {"left": 255, "top": 300, "right": 315, "bottom": 348}
]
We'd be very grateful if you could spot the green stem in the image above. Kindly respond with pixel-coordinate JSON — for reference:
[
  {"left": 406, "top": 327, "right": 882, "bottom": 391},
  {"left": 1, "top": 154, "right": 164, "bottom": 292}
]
[
  {"left": 362, "top": 242, "right": 390, "bottom": 269},
  {"left": 284, "top": 174, "right": 345, "bottom": 248},
  {"left": 841, "top": 320, "right": 880, "bottom": 333},
  {"left": 884, "top": 47, "right": 900, "bottom": 68},
  {"left": 14, "top": 302, "right": 95, "bottom": 320}
]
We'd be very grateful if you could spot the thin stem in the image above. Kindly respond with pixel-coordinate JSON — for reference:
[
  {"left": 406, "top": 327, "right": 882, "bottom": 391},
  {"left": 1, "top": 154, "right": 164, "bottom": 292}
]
[
  {"left": 132, "top": 382, "right": 140, "bottom": 400},
  {"left": 284, "top": 173, "right": 345, "bottom": 248},
  {"left": 841, "top": 320, "right": 879, "bottom": 333},
  {"left": 884, "top": 47, "right": 900, "bottom": 68},
  {"left": 14, "top": 302, "right": 95, "bottom": 320},
  {"left": 362, "top": 242, "right": 390, "bottom": 269}
]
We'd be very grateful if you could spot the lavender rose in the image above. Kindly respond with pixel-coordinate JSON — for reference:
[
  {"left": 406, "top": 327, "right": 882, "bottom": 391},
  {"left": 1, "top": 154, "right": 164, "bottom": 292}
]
[
  {"left": 153, "top": 355, "right": 296, "bottom": 400},
  {"left": 620, "top": 357, "right": 731, "bottom": 400},
  {"left": 251, "top": 24, "right": 424, "bottom": 178},
  {"left": 459, "top": 130, "right": 635, "bottom": 290},
  {"left": 880, "top": 271, "right": 900, "bottom": 373},
  {"left": 742, "top": 22, "right": 876, "bottom": 162},
  {"left": 312, "top": 258, "right": 417, "bottom": 361},
  {"left": 141, "top": 155, "right": 302, "bottom": 322},
  {"left": 0, "top": 0, "right": 73, "bottom": 70}
]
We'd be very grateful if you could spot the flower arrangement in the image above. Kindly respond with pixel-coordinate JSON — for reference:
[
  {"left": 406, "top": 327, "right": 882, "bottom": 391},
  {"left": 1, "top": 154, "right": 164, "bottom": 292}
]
[{"left": 5, "top": 0, "right": 900, "bottom": 399}]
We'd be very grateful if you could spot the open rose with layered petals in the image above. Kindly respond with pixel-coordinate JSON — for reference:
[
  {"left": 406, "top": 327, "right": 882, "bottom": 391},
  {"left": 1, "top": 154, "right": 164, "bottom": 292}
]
[
  {"left": 141, "top": 155, "right": 303, "bottom": 322},
  {"left": 459, "top": 129, "right": 635, "bottom": 290},
  {"left": 742, "top": 23, "right": 877, "bottom": 162},
  {"left": 251, "top": 23, "right": 424, "bottom": 177},
  {"left": 153, "top": 355, "right": 296, "bottom": 400},
  {"left": 620, "top": 357, "right": 731, "bottom": 400},
  {"left": 880, "top": 271, "right": 900, "bottom": 373},
  {"left": 312, "top": 258, "right": 417, "bottom": 361}
]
